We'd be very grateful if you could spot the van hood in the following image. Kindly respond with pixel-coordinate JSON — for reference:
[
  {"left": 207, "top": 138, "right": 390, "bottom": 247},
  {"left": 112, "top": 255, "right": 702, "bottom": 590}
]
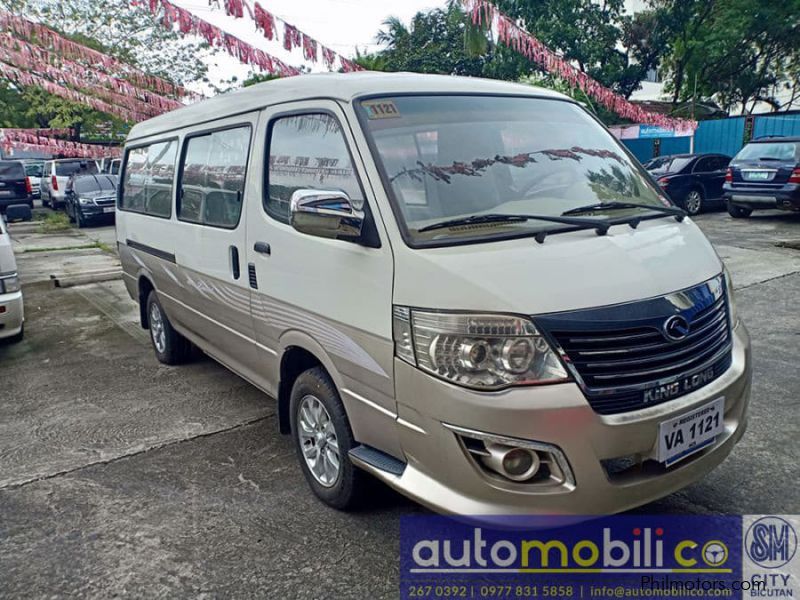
[{"left": 392, "top": 219, "right": 723, "bottom": 315}]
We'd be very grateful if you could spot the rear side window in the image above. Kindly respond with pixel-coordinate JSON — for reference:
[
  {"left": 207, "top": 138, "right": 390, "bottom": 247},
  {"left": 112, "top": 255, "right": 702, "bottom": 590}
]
[
  {"left": 121, "top": 140, "right": 178, "bottom": 218},
  {"left": 55, "top": 161, "right": 98, "bottom": 177},
  {"left": 0, "top": 161, "right": 25, "bottom": 179},
  {"left": 265, "top": 113, "right": 364, "bottom": 224},
  {"left": 25, "top": 163, "right": 43, "bottom": 177},
  {"left": 178, "top": 126, "right": 251, "bottom": 229}
]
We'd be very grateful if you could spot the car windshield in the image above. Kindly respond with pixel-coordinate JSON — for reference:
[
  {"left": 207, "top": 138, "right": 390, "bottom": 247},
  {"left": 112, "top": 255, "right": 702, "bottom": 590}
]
[
  {"left": 73, "top": 175, "right": 117, "bottom": 194},
  {"left": 56, "top": 160, "right": 98, "bottom": 177},
  {"left": 358, "top": 95, "right": 666, "bottom": 246},
  {"left": 0, "top": 161, "right": 25, "bottom": 179},
  {"left": 25, "top": 163, "right": 43, "bottom": 177},
  {"left": 735, "top": 141, "right": 800, "bottom": 162},
  {"left": 646, "top": 156, "right": 692, "bottom": 173}
]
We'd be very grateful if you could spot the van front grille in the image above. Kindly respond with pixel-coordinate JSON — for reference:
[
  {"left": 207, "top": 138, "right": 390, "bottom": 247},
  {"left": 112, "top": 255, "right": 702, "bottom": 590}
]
[{"left": 535, "top": 276, "right": 733, "bottom": 415}]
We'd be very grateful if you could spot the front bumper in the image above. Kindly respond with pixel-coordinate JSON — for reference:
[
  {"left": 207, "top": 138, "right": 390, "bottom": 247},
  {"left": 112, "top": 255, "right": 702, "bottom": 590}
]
[
  {"left": 724, "top": 183, "right": 800, "bottom": 211},
  {"left": 381, "top": 322, "right": 751, "bottom": 517},
  {"left": 77, "top": 205, "right": 116, "bottom": 220},
  {"left": 0, "top": 290, "right": 24, "bottom": 339}
]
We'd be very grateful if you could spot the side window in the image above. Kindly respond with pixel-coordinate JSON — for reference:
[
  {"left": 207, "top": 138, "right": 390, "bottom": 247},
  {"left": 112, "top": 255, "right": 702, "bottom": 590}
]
[
  {"left": 178, "top": 126, "right": 251, "bottom": 229},
  {"left": 266, "top": 113, "right": 363, "bottom": 225},
  {"left": 693, "top": 157, "right": 713, "bottom": 173},
  {"left": 120, "top": 140, "right": 178, "bottom": 217}
]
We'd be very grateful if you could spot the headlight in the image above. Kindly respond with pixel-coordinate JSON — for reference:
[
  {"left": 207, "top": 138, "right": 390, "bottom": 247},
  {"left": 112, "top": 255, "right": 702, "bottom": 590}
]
[
  {"left": 393, "top": 307, "right": 570, "bottom": 390},
  {"left": 723, "top": 266, "right": 738, "bottom": 326},
  {"left": 78, "top": 197, "right": 94, "bottom": 206},
  {"left": 0, "top": 274, "right": 20, "bottom": 294}
]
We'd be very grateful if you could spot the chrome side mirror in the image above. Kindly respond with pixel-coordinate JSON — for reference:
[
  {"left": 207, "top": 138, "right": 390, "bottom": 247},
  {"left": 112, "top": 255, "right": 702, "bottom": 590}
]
[{"left": 289, "top": 189, "right": 364, "bottom": 240}]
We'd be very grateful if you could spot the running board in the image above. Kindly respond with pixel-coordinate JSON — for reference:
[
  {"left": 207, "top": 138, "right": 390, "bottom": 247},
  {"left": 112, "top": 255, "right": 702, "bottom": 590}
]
[{"left": 349, "top": 445, "right": 406, "bottom": 476}]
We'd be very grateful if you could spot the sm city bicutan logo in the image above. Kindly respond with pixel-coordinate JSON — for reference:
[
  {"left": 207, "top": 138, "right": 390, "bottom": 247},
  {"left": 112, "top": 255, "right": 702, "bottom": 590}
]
[{"left": 410, "top": 527, "right": 732, "bottom": 574}]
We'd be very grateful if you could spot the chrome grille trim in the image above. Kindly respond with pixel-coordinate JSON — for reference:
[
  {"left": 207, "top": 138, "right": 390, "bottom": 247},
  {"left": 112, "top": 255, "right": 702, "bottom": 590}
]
[{"left": 534, "top": 275, "right": 733, "bottom": 415}]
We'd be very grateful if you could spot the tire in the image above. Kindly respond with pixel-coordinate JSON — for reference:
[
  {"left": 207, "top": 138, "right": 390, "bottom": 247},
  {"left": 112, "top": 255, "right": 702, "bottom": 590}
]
[
  {"left": 290, "top": 366, "right": 367, "bottom": 510},
  {"left": 145, "top": 291, "right": 192, "bottom": 365},
  {"left": 74, "top": 208, "right": 82, "bottom": 228},
  {"left": 682, "top": 189, "right": 704, "bottom": 216},
  {"left": 727, "top": 203, "right": 752, "bottom": 218},
  {"left": 67, "top": 203, "right": 75, "bottom": 223}
]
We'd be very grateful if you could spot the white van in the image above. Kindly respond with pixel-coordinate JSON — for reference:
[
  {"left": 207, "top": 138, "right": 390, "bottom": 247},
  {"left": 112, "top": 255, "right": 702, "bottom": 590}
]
[
  {"left": 117, "top": 73, "right": 751, "bottom": 516},
  {"left": 0, "top": 215, "right": 24, "bottom": 342}
]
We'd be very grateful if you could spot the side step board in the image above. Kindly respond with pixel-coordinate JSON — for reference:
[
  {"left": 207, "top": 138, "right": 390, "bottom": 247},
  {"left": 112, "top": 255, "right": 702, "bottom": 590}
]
[{"left": 349, "top": 445, "right": 406, "bottom": 476}]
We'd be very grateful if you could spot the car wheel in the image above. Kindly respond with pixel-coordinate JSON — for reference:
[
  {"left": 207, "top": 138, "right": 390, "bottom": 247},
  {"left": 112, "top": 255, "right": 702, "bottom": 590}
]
[
  {"left": 145, "top": 291, "right": 192, "bottom": 365},
  {"left": 727, "top": 203, "right": 752, "bottom": 218},
  {"left": 683, "top": 189, "right": 703, "bottom": 216},
  {"left": 290, "top": 366, "right": 367, "bottom": 510},
  {"left": 74, "top": 208, "right": 82, "bottom": 228}
]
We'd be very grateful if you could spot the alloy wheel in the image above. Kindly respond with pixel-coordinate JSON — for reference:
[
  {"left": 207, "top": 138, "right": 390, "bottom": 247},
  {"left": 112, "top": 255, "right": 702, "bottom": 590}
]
[
  {"left": 297, "top": 395, "right": 341, "bottom": 487},
  {"left": 149, "top": 303, "right": 166, "bottom": 354},
  {"left": 685, "top": 191, "right": 702, "bottom": 215}
]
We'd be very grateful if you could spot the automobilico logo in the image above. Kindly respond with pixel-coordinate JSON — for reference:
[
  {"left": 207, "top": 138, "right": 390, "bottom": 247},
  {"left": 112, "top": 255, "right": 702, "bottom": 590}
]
[{"left": 745, "top": 516, "right": 798, "bottom": 569}]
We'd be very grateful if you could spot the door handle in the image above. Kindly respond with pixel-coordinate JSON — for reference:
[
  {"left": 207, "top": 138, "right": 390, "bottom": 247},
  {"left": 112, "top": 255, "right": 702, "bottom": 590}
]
[
  {"left": 253, "top": 241, "right": 271, "bottom": 256},
  {"left": 230, "top": 245, "right": 240, "bottom": 280}
]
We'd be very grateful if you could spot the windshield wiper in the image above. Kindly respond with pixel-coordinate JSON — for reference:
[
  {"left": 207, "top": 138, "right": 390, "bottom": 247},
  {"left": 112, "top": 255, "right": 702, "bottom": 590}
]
[
  {"left": 561, "top": 201, "right": 686, "bottom": 224},
  {"left": 417, "top": 213, "right": 610, "bottom": 243}
]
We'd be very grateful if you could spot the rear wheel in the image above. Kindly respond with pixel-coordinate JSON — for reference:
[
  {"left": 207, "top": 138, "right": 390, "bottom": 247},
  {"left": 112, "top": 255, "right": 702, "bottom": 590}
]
[
  {"left": 683, "top": 189, "right": 704, "bottom": 215},
  {"left": 290, "top": 366, "right": 367, "bottom": 510},
  {"left": 145, "top": 291, "right": 192, "bottom": 365},
  {"left": 727, "top": 203, "right": 752, "bottom": 218}
]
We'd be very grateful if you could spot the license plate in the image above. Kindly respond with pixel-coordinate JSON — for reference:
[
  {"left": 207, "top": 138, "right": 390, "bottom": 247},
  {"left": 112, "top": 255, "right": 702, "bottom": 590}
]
[
  {"left": 657, "top": 397, "right": 724, "bottom": 466},
  {"left": 103, "top": 207, "right": 115, "bottom": 214},
  {"left": 743, "top": 171, "right": 772, "bottom": 181}
]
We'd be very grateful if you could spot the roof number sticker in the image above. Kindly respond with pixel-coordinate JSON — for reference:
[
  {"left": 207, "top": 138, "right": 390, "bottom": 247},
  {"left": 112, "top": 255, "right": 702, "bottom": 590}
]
[{"left": 363, "top": 100, "right": 401, "bottom": 120}]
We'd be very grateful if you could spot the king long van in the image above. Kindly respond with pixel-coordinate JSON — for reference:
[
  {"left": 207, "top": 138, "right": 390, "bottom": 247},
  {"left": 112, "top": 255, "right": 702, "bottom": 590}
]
[{"left": 116, "top": 73, "right": 751, "bottom": 516}]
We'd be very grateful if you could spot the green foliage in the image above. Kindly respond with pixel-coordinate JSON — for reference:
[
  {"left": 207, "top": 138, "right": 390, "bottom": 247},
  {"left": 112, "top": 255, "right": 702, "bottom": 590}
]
[
  {"left": 0, "top": 81, "right": 37, "bottom": 128},
  {"left": 36, "top": 211, "right": 71, "bottom": 233}
]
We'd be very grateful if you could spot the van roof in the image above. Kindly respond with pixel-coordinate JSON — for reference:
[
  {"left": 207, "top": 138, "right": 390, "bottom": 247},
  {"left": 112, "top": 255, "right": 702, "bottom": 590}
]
[{"left": 127, "top": 72, "right": 571, "bottom": 142}]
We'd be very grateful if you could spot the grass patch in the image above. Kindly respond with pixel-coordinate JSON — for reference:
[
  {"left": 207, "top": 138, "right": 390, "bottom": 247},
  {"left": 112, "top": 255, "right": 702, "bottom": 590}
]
[
  {"left": 21, "top": 242, "right": 101, "bottom": 253},
  {"left": 37, "top": 212, "right": 72, "bottom": 233}
]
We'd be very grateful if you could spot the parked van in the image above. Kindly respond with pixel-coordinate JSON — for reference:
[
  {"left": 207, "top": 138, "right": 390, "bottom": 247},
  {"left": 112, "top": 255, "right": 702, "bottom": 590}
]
[
  {"left": 0, "top": 214, "right": 24, "bottom": 342},
  {"left": 117, "top": 73, "right": 751, "bottom": 516}
]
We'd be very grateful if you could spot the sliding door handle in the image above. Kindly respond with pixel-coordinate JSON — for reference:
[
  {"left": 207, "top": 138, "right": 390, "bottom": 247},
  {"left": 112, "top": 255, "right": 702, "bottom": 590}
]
[
  {"left": 229, "top": 245, "right": 240, "bottom": 280},
  {"left": 253, "top": 241, "right": 271, "bottom": 256}
]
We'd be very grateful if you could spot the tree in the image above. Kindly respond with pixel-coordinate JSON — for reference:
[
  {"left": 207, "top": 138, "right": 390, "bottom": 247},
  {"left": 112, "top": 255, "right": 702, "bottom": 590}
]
[
  {"left": 652, "top": 0, "right": 800, "bottom": 113},
  {"left": 1, "top": 0, "right": 211, "bottom": 85}
]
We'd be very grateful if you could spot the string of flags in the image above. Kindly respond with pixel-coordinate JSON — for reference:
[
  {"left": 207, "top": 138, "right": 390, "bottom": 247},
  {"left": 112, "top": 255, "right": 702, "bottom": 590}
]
[
  {"left": 461, "top": 0, "right": 696, "bottom": 131},
  {"left": 0, "top": 129, "right": 121, "bottom": 159}
]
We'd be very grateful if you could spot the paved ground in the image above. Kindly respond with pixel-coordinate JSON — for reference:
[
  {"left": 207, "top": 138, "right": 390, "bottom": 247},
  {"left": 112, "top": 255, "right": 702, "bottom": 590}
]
[{"left": 0, "top": 209, "right": 799, "bottom": 597}]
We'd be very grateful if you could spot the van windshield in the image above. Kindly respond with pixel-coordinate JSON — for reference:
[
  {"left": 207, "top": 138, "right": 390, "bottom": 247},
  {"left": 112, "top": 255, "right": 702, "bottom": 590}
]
[{"left": 358, "top": 95, "right": 666, "bottom": 246}]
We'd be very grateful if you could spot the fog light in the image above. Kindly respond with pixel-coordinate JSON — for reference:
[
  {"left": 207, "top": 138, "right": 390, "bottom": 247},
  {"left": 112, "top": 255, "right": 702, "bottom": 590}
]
[{"left": 503, "top": 448, "right": 535, "bottom": 476}]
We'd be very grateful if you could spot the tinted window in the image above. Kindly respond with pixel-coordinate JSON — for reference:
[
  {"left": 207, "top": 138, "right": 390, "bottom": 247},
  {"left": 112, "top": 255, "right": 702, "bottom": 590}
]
[
  {"left": 24, "top": 163, "right": 43, "bottom": 177},
  {"left": 266, "top": 114, "right": 363, "bottom": 224},
  {"left": 646, "top": 156, "right": 692, "bottom": 173},
  {"left": 735, "top": 141, "right": 800, "bottom": 162},
  {"left": 72, "top": 175, "right": 117, "bottom": 194},
  {"left": 121, "top": 140, "right": 178, "bottom": 218},
  {"left": 55, "top": 160, "right": 98, "bottom": 177},
  {"left": 178, "top": 126, "right": 250, "bottom": 228},
  {"left": 693, "top": 157, "right": 713, "bottom": 172},
  {"left": 0, "top": 161, "right": 25, "bottom": 179},
  {"left": 358, "top": 96, "right": 664, "bottom": 246}
]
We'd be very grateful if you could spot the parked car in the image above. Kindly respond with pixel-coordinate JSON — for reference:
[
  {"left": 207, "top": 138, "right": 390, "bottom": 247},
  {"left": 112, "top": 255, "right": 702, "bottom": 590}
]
[
  {"left": 0, "top": 160, "right": 32, "bottom": 213},
  {"left": 65, "top": 174, "right": 118, "bottom": 228},
  {"left": 41, "top": 158, "right": 99, "bottom": 210},
  {"left": 723, "top": 136, "right": 800, "bottom": 218},
  {"left": 117, "top": 73, "right": 750, "bottom": 517},
  {"left": 22, "top": 160, "right": 44, "bottom": 200},
  {"left": 645, "top": 153, "right": 731, "bottom": 215},
  {"left": 0, "top": 214, "right": 24, "bottom": 343}
]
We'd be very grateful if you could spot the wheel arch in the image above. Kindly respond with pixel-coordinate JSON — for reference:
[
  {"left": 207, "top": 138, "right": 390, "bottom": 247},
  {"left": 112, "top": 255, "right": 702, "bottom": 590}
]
[
  {"left": 137, "top": 272, "right": 155, "bottom": 329},
  {"left": 276, "top": 331, "right": 345, "bottom": 435}
]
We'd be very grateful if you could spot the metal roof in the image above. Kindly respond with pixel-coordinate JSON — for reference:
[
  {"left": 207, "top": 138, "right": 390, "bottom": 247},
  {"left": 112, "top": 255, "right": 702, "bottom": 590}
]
[{"left": 127, "top": 72, "right": 570, "bottom": 142}]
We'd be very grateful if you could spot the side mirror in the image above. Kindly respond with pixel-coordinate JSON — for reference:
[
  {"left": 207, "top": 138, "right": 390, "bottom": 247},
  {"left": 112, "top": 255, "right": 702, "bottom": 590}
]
[{"left": 289, "top": 189, "right": 364, "bottom": 240}]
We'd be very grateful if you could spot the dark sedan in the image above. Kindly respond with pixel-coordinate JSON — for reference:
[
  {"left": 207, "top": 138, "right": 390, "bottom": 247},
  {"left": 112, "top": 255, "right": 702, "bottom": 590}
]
[
  {"left": 65, "top": 174, "right": 118, "bottom": 228},
  {"left": 644, "top": 153, "right": 731, "bottom": 215}
]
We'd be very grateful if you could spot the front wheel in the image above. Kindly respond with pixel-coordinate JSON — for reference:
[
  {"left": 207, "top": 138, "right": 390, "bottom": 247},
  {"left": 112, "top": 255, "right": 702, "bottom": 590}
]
[
  {"left": 74, "top": 207, "right": 83, "bottom": 228},
  {"left": 290, "top": 367, "right": 367, "bottom": 510},
  {"left": 683, "top": 189, "right": 703, "bottom": 216},
  {"left": 727, "top": 203, "right": 752, "bottom": 218}
]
